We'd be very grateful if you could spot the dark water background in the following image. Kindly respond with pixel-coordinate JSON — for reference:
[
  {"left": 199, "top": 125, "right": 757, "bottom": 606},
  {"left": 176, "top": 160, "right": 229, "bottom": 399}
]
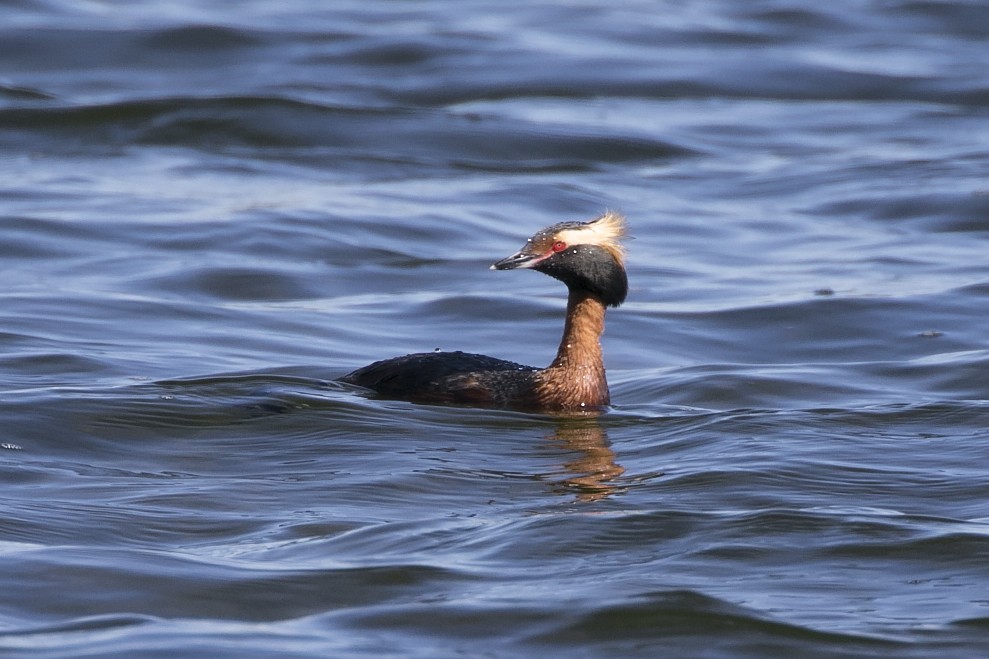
[{"left": 2, "top": 1, "right": 989, "bottom": 656}]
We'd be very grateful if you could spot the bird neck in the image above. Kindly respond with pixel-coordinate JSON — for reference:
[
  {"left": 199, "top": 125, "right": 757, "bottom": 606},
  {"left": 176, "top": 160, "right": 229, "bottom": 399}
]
[{"left": 535, "top": 289, "right": 610, "bottom": 410}]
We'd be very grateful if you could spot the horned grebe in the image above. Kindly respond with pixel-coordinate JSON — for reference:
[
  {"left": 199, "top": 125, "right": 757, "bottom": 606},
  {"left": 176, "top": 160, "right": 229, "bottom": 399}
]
[{"left": 339, "top": 212, "right": 628, "bottom": 412}]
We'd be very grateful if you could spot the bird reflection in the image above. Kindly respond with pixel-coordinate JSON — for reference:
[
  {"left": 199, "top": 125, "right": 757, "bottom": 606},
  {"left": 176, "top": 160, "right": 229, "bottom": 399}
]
[{"left": 546, "top": 414, "right": 625, "bottom": 502}]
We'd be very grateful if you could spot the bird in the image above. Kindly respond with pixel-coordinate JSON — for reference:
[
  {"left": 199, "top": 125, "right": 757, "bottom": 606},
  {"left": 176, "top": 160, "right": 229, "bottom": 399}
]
[{"left": 339, "top": 211, "right": 628, "bottom": 412}]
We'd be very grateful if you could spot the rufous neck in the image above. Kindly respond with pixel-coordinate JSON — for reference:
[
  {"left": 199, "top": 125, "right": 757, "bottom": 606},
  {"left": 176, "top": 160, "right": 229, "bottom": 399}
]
[
  {"left": 533, "top": 289, "right": 610, "bottom": 410},
  {"left": 550, "top": 289, "right": 606, "bottom": 371}
]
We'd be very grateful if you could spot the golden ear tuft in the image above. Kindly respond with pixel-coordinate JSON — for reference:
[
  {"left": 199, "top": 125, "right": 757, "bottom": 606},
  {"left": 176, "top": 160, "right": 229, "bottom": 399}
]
[
  {"left": 589, "top": 211, "right": 627, "bottom": 241},
  {"left": 577, "top": 211, "right": 627, "bottom": 264}
]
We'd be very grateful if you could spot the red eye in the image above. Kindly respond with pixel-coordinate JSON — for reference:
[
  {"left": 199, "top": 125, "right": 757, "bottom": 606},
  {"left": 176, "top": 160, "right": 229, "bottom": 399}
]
[{"left": 552, "top": 240, "right": 567, "bottom": 253}]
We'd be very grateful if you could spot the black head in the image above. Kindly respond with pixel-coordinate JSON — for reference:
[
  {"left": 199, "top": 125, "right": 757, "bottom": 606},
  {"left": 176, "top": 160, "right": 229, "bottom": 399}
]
[{"left": 491, "top": 212, "right": 628, "bottom": 307}]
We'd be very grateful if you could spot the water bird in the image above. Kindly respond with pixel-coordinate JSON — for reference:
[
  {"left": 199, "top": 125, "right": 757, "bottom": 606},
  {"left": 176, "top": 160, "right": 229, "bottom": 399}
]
[{"left": 339, "top": 212, "right": 628, "bottom": 412}]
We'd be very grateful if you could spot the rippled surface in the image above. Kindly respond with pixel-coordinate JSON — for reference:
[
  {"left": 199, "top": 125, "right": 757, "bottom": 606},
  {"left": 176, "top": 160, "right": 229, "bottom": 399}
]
[{"left": 2, "top": 1, "right": 989, "bottom": 656}]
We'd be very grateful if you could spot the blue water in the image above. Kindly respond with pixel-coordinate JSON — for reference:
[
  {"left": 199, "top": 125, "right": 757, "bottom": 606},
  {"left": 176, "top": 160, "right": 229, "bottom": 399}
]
[{"left": 2, "top": 1, "right": 989, "bottom": 656}]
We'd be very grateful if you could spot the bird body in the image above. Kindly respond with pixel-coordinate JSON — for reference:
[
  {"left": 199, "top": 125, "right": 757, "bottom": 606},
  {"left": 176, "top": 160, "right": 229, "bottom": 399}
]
[{"left": 339, "top": 212, "right": 628, "bottom": 412}]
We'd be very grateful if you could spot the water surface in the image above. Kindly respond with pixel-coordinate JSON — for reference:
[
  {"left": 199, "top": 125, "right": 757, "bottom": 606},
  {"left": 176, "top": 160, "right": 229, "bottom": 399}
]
[{"left": 2, "top": 1, "right": 989, "bottom": 656}]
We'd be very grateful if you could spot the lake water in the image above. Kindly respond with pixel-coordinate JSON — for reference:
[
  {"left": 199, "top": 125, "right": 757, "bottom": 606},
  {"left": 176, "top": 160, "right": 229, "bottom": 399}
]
[{"left": 2, "top": 1, "right": 989, "bottom": 656}]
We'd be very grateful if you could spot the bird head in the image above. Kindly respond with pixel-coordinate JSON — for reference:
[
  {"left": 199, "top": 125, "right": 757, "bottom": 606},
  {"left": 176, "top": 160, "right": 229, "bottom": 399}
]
[{"left": 491, "top": 211, "right": 628, "bottom": 307}]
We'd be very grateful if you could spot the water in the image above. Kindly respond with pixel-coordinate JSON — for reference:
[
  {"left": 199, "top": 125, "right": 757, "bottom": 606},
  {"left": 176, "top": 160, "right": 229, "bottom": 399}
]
[{"left": 2, "top": 0, "right": 989, "bottom": 656}]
